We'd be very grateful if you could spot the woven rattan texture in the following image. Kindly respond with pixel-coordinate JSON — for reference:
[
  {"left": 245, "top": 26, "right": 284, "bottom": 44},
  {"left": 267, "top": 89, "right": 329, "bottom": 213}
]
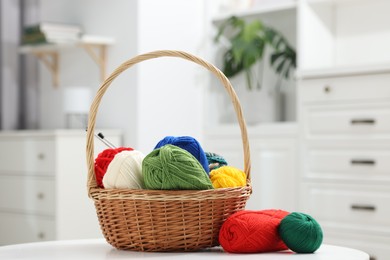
[{"left": 92, "top": 185, "right": 251, "bottom": 251}]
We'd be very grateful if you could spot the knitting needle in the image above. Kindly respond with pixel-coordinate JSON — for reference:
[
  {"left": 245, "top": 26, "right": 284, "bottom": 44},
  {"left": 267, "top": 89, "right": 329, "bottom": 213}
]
[
  {"left": 86, "top": 128, "right": 116, "bottom": 149},
  {"left": 97, "top": 132, "right": 116, "bottom": 148}
]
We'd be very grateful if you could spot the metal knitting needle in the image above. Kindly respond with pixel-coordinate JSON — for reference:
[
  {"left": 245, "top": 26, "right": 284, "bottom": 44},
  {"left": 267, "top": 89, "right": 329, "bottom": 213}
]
[
  {"left": 86, "top": 128, "right": 116, "bottom": 149},
  {"left": 97, "top": 132, "right": 116, "bottom": 148},
  {"left": 95, "top": 133, "right": 115, "bottom": 148}
]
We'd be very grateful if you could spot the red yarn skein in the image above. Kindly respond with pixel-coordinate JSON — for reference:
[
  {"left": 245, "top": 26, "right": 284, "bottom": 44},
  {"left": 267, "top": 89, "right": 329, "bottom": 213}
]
[
  {"left": 219, "top": 209, "right": 289, "bottom": 253},
  {"left": 94, "top": 147, "right": 133, "bottom": 188}
]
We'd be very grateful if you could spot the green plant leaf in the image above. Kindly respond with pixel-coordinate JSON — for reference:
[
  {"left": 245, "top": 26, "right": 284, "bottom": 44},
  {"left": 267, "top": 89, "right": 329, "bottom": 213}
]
[
  {"left": 242, "top": 20, "right": 262, "bottom": 42},
  {"left": 215, "top": 16, "right": 297, "bottom": 89},
  {"left": 265, "top": 28, "right": 277, "bottom": 44},
  {"left": 276, "top": 59, "right": 287, "bottom": 74},
  {"left": 270, "top": 51, "right": 285, "bottom": 66},
  {"left": 222, "top": 49, "right": 244, "bottom": 78},
  {"left": 214, "top": 16, "right": 243, "bottom": 42},
  {"left": 284, "top": 60, "right": 292, "bottom": 79}
]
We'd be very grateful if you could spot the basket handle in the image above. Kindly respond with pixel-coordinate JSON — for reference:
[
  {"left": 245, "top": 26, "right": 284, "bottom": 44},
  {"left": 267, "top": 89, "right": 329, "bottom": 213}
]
[{"left": 86, "top": 50, "right": 251, "bottom": 193}]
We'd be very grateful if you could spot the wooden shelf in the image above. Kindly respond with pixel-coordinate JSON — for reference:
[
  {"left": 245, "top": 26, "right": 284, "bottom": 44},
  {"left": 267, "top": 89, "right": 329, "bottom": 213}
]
[
  {"left": 212, "top": 1, "right": 297, "bottom": 24},
  {"left": 19, "top": 36, "right": 115, "bottom": 87}
]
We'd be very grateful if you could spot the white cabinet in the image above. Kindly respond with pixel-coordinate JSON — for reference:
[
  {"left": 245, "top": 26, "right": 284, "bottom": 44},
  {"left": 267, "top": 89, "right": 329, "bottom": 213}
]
[
  {"left": 0, "top": 130, "right": 122, "bottom": 245},
  {"left": 302, "top": 183, "right": 390, "bottom": 232},
  {"left": 210, "top": 1, "right": 390, "bottom": 258},
  {"left": 298, "top": 71, "right": 390, "bottom": 260},
  {"left": 297, "top": 1, "right": 390, "bottom": 258},
  {"left": 299, "top": 0, "right": 390, "bottom": 70},
  {"left": 205, "top": 123, "right": 298, "bottom": 212}
]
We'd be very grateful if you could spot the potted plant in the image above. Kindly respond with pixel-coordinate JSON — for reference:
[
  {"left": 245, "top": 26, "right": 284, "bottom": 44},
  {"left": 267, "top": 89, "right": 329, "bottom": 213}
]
[{"left": 214, "top": 16, "right": 296, "bottom": 123}]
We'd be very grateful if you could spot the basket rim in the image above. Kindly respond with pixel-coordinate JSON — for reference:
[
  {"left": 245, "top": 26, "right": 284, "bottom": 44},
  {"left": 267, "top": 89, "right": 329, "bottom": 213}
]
[{"left": 90, "top": 183, "right": 252, "bottom": 201}]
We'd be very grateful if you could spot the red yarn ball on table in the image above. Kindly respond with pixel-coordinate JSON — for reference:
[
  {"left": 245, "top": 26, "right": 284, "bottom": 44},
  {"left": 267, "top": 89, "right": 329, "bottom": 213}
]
[
  {"left": 94, "top": 147, "right": 133, "bottom": 188},
  {"left": 219, "top": 209, "right": 289, "bottom": 253}
]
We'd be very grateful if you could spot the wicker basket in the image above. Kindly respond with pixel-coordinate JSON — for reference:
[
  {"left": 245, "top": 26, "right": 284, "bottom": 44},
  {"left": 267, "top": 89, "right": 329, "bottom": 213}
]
[{"left": 86, "top": 50, "right": 252, "bottom": 252}]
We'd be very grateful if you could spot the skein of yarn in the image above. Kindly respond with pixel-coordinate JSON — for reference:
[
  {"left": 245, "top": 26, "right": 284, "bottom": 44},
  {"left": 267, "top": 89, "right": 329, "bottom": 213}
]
[
  {"left": 94, "top": 147, "right": 133, "bottom": 188},
  {"left": 143, "top": 144, "right": 213, "bottom": 190},
  {"left": 102, "top": 150, "right": 146, "bottom": 189},
  {"left": 210, "top": 166, "right": 246, "bottom": 188},
  {"left": 154, "top": 136, "right": 209, "bottom": 174},
  {"left": 206, "top": 152, "right": 228, "bottom": 170},
  {"left": 219, "top": 209, "right": 289, "bottom": 253},
  {"left": 279, "top": 212, "right": 323, "bottom": 253}
]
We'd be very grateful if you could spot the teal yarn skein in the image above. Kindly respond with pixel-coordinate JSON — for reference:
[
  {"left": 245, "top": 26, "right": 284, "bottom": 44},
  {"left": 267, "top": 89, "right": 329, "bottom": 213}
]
[
  {"left": 278, "top": 212, "right": 323, "bottom": 253},
  {"left": 205, "top": 152, "right": 228, "bottom": 170},
  {"left": 143, "top": 144, "right": 213, "bottom": 190}
]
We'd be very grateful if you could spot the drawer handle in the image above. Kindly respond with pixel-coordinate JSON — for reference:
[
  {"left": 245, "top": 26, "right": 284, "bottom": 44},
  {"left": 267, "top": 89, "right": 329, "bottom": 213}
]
[
  {"left": 323, "top": 86, "right": 331, "bottom": 93},
  {"left": 38, "top": 232, "right": 45, "bottom": 239},
  {"left": 369, "top": 256, "right": 377, "bottom": 260},
  {"left": 351, "top": 204, "right": 376, "bottom": 212},
  {"left": 350, "top": 119, "right": 376, "bottom": 125},
  {"left": 350, "top": 159, "right": 376, "bottom": 166},
  {"left": 37, "top": 153, "right": 45, "bottom": 160}
]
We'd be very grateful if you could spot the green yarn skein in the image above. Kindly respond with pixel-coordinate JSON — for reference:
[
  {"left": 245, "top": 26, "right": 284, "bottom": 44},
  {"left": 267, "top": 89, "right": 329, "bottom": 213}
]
[
  {"left": 143, "top": 144, "right": 214, "bottom": 190},
  {"left": 278, "top": 212, "right": 323, "bottom": 253}
]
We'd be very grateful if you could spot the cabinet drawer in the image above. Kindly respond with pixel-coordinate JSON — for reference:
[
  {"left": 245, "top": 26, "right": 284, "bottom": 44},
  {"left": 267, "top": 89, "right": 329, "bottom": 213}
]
[
  {"left": 300, "top": 73, "right": 390, "bottom": 103},
  {"left": 0, "top": 212, "right": 55, "bottom": 245},
  {"left": 302, "top": 183, "right": 390, "bottom": 231},
  {"left": 0, "top": 138, "right": 55, "bottom": 175},
  {"left": 306, "top": 149, "right": 390, "bottom": 181},
  {"left": 324, "top": 228, "right": 390, "bottom": 260},
  {"left": 306, "top": 105, "right": 390, "bottom": 136},
  {"left": 0, "top": 176, "right": 55, "bottom": 215}
]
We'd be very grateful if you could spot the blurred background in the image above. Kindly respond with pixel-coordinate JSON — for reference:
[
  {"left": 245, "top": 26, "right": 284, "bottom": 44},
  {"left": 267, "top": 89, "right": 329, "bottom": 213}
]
[{"left": 1, "top": 0, "right": 389, "bottom": 259}]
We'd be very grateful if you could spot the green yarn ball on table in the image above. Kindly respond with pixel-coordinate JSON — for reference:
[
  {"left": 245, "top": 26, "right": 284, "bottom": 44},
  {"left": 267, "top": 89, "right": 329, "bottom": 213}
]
[
  {"left": 143, "top": 144, "right": 213, "bottom": 190},
  {"left": 278, "top": 212, "right": 323, "bottom": 253}
]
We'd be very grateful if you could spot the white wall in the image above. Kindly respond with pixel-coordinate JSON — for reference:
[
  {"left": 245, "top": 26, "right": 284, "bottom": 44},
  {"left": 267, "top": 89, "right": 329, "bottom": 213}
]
[
  {"left": 1, "top": 0, "right": 20, "bottom": 129},
  {"left": 38, "top": 0, "right": 138, "bottom": 146},
  {"left": 135, "top": 0, "right": 208, "bottom": 152},
  {"left": 37, "top": 0, "right": 209, "bottom": 153}
]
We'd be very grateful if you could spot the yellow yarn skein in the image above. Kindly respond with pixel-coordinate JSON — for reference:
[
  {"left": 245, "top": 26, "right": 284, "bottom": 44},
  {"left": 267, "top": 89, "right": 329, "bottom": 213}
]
[{"left": 210, "top": 166, "right": 246, "bottom": 188}]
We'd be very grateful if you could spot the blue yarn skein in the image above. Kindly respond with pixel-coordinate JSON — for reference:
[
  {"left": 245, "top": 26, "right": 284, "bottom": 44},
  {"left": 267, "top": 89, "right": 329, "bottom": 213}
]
[{"left": 154, "top": 136, "right": 210, "bottom": 175}]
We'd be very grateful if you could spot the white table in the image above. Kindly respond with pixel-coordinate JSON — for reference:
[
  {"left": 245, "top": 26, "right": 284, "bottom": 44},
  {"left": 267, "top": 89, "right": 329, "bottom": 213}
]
[{"left": 0, "top": 239, "right": 369, "bottom": 260}]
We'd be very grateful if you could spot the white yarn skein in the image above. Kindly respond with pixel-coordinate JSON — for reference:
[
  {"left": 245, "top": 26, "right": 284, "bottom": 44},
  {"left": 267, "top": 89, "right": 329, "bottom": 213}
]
[{"left": 103, "top": 150, "right": 145, "bottom": 189}]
